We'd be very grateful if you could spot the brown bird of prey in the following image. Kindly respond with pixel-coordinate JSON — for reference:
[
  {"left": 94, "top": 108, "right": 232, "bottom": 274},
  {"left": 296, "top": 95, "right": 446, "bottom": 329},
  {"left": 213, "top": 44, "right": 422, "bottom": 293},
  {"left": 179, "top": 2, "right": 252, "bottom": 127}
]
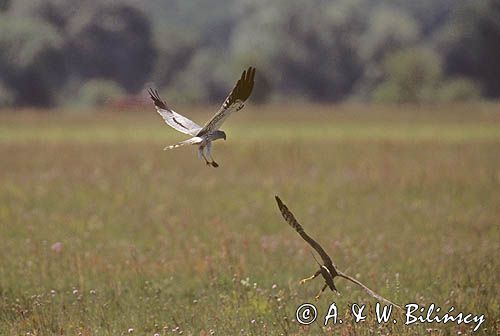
[
  {"left": 148, "top": 67, "right": 256, "bottom": 168},
  {"left": 275, "top": 196, "right": 401, "bottom": 308}
]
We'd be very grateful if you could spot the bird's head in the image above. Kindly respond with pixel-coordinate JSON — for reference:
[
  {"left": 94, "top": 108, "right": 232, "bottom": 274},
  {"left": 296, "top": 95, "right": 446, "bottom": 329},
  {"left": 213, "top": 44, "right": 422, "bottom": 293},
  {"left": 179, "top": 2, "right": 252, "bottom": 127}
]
[{"left": 214, "top": 130, "right": 226, "bottom": 141}]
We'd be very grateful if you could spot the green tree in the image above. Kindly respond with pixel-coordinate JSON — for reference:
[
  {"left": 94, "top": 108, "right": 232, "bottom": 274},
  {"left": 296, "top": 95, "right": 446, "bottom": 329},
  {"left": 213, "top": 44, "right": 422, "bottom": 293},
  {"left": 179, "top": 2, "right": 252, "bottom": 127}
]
[
  {"left": 0, "top": 80, "right": 15, "bottom": 107},
  {"left": 161, "top": 47, "right": 227, "bottom": 104},
  {"left": 150, "top": 31, "right": 200, "bottom": 90},
  {"left": 0, "top": 15, "right": 65, "bottom": 106},
  {"left": 2, "top": 1, "right": 156, "bottom": 106},
  {"left": 373, "top": 48, "right": 443, "bottom": 103},
  {"left": 0, "top": 0, "right": 10, "bottom": 12},
  {"left": 229, "top": 0, "right": 366, "bottom": 101},
  {"left": 77, "top": 79, "right": 125, "bottom": 107},
  {"left": 438, "top": 78, "right": 482, "bottom": 102},
  {"left": 353, "top": 5, "right": 421, "bottom": 100},
  {"left": 438, "top": 0, "right": 500, "bottom": 97},
  {"left": 66, "top": 4, "right": 156, "bottom": 93}
]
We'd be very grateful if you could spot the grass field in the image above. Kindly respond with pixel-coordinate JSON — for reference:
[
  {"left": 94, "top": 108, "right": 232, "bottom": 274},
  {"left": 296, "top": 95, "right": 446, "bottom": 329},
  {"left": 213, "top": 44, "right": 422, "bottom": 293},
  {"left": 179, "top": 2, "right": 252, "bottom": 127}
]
[{"left": 0, "top": 104, "right": 499, "bottom": 335}]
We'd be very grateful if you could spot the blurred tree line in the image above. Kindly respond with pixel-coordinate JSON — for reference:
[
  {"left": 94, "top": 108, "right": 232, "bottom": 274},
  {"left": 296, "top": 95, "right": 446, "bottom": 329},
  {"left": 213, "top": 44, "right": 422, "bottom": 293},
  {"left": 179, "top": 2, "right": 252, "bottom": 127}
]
[{"left": 0, "top": 0, "right": 498, "bottom": 108}]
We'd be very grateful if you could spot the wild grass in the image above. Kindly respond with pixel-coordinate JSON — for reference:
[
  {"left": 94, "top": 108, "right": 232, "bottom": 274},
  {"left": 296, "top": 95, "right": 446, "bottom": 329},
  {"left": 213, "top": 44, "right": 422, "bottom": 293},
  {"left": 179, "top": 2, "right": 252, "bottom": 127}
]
[{"left": 0, "top": 104, "right": 499, "bottom": 335}]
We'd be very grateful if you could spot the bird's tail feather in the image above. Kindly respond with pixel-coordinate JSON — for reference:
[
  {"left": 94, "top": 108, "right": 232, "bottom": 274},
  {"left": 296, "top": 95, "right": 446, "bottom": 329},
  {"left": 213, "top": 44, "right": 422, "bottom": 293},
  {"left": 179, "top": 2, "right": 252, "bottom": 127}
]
[{"left": 163, "top": 137, "right": 201, "bottom": 150}]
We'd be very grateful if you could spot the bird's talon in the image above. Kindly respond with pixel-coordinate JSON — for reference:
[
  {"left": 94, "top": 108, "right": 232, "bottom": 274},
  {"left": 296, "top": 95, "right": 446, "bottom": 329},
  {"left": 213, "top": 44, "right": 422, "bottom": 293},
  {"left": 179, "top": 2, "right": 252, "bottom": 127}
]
[
  {"left": 211, "top": 162, "right": 219, "bottom": 168},
  {"left": 299, "top": 279, "right": 306, "bottom": 285}
]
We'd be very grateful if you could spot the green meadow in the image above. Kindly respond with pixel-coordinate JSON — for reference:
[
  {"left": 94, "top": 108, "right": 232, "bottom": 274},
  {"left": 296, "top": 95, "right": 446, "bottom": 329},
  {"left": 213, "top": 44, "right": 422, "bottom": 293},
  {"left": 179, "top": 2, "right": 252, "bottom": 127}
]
[{"left": 0, "top": 104, "right": 499, "bottom": 335}]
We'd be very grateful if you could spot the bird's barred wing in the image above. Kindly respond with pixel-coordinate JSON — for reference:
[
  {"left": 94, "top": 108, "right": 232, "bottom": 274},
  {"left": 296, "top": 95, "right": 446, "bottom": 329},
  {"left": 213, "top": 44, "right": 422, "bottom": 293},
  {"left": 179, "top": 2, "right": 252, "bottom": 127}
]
[
  {"left": 148, "top": 88, "right": 202, "bottom": 136},
  {"left": 275, "top": 196, "right": 335, "bottom": 268},
  {"left": 198, "top": 67, "right": 255, "bottom": 135}
]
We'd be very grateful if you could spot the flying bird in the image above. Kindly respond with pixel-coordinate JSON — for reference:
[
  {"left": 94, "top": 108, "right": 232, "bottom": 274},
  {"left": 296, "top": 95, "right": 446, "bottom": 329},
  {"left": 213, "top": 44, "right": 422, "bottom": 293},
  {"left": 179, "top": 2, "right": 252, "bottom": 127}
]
[
  {"left": 148, "top": 67, "right": 256, "bottom": 167},
  {"left": 275, "top": 196, "right": 402, "bottom": 308}
]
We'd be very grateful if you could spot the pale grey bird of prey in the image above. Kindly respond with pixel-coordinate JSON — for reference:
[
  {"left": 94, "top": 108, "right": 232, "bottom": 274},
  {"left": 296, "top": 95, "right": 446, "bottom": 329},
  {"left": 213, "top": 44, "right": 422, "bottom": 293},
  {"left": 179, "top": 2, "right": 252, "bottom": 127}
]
[
  {"left": 275, "top": 196, "right": 402, "bottom": 309},
  {"left": 148, "top": 67, "right": 256, "bottom": 167}
]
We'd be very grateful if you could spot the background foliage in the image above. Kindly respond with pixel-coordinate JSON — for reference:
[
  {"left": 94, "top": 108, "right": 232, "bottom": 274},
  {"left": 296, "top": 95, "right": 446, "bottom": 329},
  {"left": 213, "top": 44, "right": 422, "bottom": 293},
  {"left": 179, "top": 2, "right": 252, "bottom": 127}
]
[{"left": 0, "top": 0, "right": 498, "bottom": 107}]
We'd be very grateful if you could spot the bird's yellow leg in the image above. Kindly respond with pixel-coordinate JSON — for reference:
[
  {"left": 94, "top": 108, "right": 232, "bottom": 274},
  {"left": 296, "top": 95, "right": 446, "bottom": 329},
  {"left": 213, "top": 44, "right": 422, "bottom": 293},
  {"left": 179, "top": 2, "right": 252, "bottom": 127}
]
[
  {"left": 315, "top": 284, "right": 328, "bottom": 300},
  {"left": 300, "top": 270, "right": 321, "bottom": 284}
]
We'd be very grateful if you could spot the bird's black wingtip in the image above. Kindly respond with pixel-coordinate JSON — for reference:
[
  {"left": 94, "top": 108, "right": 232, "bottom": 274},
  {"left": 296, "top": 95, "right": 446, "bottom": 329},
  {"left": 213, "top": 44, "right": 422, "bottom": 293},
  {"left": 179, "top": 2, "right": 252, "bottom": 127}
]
[
  {"left": 241, "top": 66, "right": 256, "bottom": 80},
  {"left": 148, "top": 88, "right": 167, "bottom": 109},
  {"left": 247, "top": 66, "right": 256, "bottom": 79},
  {"left": 147, "top": 88, "right": 156, "bottom": 100},
  {"left": 275, "top": 195, "right": 285, "bottom": 208}
]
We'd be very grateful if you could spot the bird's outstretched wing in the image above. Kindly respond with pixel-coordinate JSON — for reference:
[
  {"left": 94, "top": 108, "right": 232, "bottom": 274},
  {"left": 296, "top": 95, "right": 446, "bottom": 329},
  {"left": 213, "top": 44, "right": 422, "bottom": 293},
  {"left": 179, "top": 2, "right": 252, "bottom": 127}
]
[
  {"left": 148, "top": 88, "right": 202, "bottom": 136},
  {"left": 275, "top": 196, "right": 335, "bottom": 269},
  {"left": 198, "top": 67, "right": 255, "bottom": 135},
  {"left": 337, "top": 271, "right": 403, "bottom": 310}
]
